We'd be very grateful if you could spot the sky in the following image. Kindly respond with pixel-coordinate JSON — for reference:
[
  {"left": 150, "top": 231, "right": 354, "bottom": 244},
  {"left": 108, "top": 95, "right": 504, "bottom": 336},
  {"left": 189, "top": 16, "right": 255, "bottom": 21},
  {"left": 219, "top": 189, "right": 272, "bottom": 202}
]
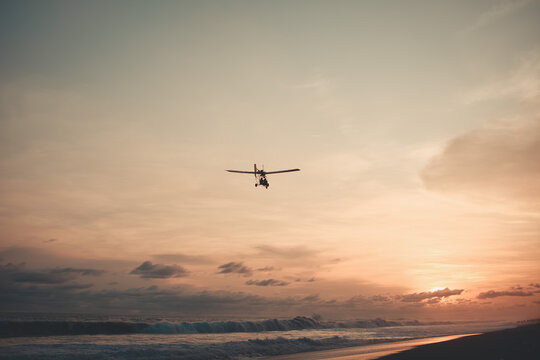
[{"left": 1, "top": 0, "right": 540, "bottom": 321}]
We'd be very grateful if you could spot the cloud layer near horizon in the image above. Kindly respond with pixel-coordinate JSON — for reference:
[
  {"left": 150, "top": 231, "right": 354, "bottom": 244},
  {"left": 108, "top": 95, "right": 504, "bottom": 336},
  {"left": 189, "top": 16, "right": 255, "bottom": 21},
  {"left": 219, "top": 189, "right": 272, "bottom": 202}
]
[{"left": 1, "top": 248, "right": 539, "bottom": 319}]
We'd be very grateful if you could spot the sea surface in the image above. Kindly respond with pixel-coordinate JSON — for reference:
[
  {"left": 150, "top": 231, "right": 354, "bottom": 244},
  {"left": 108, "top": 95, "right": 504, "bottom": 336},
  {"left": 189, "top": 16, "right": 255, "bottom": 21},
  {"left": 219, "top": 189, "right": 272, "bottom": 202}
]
[{"left": 0, "top": 313, "right": 515, "bottom": 359}]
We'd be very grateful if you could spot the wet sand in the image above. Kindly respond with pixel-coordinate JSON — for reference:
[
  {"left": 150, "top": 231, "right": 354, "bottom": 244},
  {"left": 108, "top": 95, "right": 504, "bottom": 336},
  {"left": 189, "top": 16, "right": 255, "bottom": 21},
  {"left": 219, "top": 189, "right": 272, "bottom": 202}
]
[{"left": 265, "top": 334, "right": 475, "bottom": 360}]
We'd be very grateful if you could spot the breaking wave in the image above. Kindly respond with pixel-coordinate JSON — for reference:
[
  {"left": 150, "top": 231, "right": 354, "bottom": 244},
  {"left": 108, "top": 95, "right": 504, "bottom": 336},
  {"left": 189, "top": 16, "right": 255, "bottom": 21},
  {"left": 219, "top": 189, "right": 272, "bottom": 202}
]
[
  {"left": 140, "top": 317, "right": 431, "bottom": 334},
  {"left": 0, "top": 316, "right": 445, "bottom": 337}
]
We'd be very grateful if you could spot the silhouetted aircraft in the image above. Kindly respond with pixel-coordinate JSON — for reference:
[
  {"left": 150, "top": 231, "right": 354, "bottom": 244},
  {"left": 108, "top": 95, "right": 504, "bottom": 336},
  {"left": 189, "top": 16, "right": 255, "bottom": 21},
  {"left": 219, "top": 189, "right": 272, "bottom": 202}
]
[{"left": 226, "top": 164, "right": 300, "bottom": 189}]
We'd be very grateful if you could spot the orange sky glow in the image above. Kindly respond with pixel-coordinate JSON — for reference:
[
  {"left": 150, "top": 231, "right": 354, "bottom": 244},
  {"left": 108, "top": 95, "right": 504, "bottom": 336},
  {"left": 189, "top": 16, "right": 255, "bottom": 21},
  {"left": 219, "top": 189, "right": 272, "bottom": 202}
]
[{"left": 1, "top": 0, "right": 539, "bottom": 321}]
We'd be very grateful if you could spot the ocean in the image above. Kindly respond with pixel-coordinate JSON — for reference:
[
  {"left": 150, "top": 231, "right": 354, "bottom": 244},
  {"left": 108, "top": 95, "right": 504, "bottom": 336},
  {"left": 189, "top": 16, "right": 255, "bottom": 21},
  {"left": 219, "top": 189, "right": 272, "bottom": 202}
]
[{"left": 0, "top": 313, "right": 515, "bottom": 359}]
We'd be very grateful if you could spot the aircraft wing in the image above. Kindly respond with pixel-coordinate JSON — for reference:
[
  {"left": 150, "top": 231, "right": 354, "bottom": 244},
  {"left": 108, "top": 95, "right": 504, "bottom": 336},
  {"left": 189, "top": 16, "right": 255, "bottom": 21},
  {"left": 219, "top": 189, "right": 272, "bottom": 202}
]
[
  {"left": 265, "top": 169, "right": 300, "bottom": 174},
  {"left": 226, "top": 170, "right": 256, "bottom": 174}
]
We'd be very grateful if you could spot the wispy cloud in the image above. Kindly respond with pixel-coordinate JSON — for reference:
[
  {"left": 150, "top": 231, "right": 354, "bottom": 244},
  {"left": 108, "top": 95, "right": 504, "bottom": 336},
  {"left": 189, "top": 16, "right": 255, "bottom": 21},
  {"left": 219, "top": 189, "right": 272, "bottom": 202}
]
[
  {"left": 463, "top": 0, "right": 532, "bottom": 33},
  {"left": 152, "top": 253, "right": 214, "bottom": 264},
  {"left": 255, "top": 245, "right": 320, "bottom": 259},
  {"left": 256, "top": 266, "right": 278, "bottom": 272},
  {"left": 217, "top": 262, "right": 253, "bottom": 277},
  {"left": 398, "top": 288, "right": 464, "bottom": 303},
  {"left": 245, "top": 279, "right": 290, "bottom": 287},
  {"left": 0, "top": 263, "right": 104, "bottom": 284},
  {"left": 477, "top": 289, "right": 534, "bottom": 299},
  {"left": 462, "top": 48, "right": 540, "bottom": 104}
]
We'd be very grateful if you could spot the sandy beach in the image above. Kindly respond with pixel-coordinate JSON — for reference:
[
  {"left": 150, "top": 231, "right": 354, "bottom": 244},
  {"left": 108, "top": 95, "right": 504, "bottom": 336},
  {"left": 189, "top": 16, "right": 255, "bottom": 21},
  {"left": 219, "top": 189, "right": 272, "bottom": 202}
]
[
  {"left": 377, "top": 322, "right": 540, "bottom": 360},
  {"left": 265, "top": 323, "right": 540, "bottom": 360},
  {"left": 264, "top": 334, "right": 475, "bottom": 360}
]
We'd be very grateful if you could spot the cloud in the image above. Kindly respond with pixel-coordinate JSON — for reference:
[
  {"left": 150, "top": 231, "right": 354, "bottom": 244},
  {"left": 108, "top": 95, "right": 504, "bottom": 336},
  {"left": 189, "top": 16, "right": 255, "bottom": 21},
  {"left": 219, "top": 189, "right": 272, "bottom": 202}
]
[
  {"left": 130, "top": 261, "right": 188, "bottom": 279},
  {"left": 217, "top": 262, "right": 253, "bottom": 277},
  {"left": 477, "top": 290, "right": 534, "bottom": 299},
  {"left": 257, "top": 266, "right": 278, "bottom": 272},
  {"left": 152, "top": 253, "right": 214, "bottom": 264},
  {"left": 0, "top": 263, "right": 104, "bottom": 284},
  {"left": 255, "top": 245, "right": 319, "bottom": 259},
  {"left": 245, "top": 279, "right": 290, "bottom": 287},
  {"left": 422, "top": 120, "right": 540, "bottom": 209},
  {"left": 50, "top": 268, "right": 105, "bottom": 276},
  {"left": 463, "top": 0, "right": 532, "bottom": 33},
  {"left": 0, "top": 280, "right": 304, "bottom": 316},
  {"left": 399, "top": 288, "right": 464, "bottom": 303},
  {"left": 463, "top": 48, "right": 540, "bottom": 104},
  {"left": 529, "top": 283, "right": 540, "bottom": 288},
  {"left": 49, "top": 283, "right": 94, "bottom": 291},
  {"left": 370, "top": 295, "right": 391, "bottom": 303},
  {"left": 302, "top": 294, "right": 321, "bottom": 303}
]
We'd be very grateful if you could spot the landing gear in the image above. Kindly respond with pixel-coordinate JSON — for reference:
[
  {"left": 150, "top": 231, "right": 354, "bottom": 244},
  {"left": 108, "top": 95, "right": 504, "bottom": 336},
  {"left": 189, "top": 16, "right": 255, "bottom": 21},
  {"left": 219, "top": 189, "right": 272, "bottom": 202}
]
[{"left": 256, "top": 177, "right": 269, "bottom": 189}]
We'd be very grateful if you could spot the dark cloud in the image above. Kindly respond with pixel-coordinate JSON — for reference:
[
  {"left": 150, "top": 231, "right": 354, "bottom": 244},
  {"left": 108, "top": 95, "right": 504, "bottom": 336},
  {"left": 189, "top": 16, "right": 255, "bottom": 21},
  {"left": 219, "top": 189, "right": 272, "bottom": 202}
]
[
  {"left": 217, "top": 262, "right": 253, "bottom": 276},
  {"left": 152, "top": 253, "right": 214, "bottom": 264},
  {"left": 0, "top": 263, "right": 104, "bottom": 284},
  {"left": 257, "top": 266, "right": 278, "bottom": 272},
  {"left": 44, "top": 238, "right": 56, "bottom": 243},
  {"left": 302, "top": 294, "right": 320, "bottom": 302},
  {"left": 422, "top": 120, "right": 540, "bottom": 208},
  {"left": 399, "top": 288, "right": 463, "bottom": 303},
  {"left": 49, "top": 283, "right": 94, "bottom": 291},
  {"left": 344, "top": 295, "right": 371, "bottom": 305},
  {"left": 529, "top": 283, "right": 540, "bottom": 288},
  {"left": 50, "top": 268, "right": 105, "bottom": 276},
  {"left": 0, "top": 247, "right": 66, "bottom": 267},
  {"left": 0, "top": 280, "right": 304, "bottom": 316},
  {"left": 0, "top": 246, "right": 134, "bottom": 271},
  {"left": 130, "top": 261, "right": 188, "bottom": 279},
  {"left": 370, "top": 295, "right": 391, "bottom": 302},
  {"left": 477, "top": 290, "right": 534, "bottom": 299},
  {"left": 245, "top": 279, "right": 289, "bottom": 287}
]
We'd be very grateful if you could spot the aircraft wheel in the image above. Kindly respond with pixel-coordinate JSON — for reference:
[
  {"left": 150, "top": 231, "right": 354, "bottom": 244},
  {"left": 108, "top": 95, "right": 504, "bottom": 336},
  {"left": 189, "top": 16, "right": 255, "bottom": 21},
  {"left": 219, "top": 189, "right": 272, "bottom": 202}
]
[{"left": 255, "top": 184, "right": 258, "bottom": 187}]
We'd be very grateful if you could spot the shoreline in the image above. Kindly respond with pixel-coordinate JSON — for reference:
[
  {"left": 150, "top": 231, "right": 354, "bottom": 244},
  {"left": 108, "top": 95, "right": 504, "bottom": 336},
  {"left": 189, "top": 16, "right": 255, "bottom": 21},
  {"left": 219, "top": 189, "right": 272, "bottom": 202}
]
[{"left": 264, "top": 334, "right": 476, "bottom": 360}]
